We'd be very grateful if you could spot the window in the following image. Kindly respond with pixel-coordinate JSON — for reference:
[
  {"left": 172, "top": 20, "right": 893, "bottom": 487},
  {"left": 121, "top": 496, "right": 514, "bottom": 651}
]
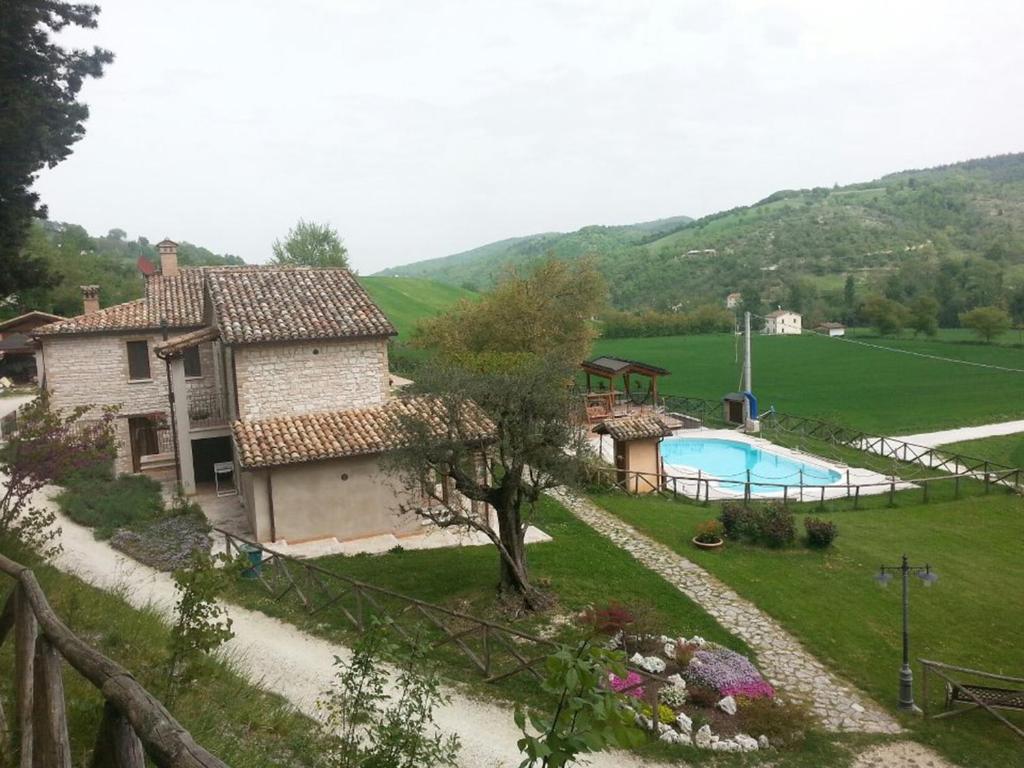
[
  {"left": 127, "top": 340, "right": 151, "bottom": 381},
  {"left": 183, "top": 345, "right": 202, "bottom": 378}
]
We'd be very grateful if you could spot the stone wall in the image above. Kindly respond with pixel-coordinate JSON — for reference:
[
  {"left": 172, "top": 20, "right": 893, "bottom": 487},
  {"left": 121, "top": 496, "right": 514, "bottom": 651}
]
[
  {"left": 233, "top": 338, "right": 389, "bottom": 420},
  {"left": 40, "top": 333, "right": 218, "bottom": 474}
]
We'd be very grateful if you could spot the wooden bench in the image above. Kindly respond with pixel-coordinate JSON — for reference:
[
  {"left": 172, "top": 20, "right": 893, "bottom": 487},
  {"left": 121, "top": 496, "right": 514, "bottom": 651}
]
[{"left": 920, "top": 659, "right": 1024, "bottom": 742}]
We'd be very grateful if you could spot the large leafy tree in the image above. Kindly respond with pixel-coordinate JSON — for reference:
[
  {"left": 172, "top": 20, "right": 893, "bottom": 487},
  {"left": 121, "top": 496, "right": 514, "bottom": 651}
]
[
  {"left": 960, "top": 306, "right": 1011, "bottom": 343},
  {"left": 0, "top": 1, "right": 113, "bottom": 297},
  {"left": 271, "top": 219, "right": 350, "bottom": 269}
]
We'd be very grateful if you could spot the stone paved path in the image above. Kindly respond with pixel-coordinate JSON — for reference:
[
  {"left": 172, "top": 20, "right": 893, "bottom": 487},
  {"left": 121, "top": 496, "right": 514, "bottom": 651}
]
[
  {"left": 895, "top": 419, "right": 1024, "bottom": 448},
  {"left": 551, "top": 488, "right": 901, "bottom": 735}
]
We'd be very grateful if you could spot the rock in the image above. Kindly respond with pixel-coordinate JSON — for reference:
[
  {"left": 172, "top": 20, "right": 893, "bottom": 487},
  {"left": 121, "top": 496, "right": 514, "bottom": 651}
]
[
  {"left": 688, "top": 635, "right": 707, "bottom": 647},
  {"left": 659, "top": 730, "right": 681, "bottom": 745},
  {"left": 735, "top": 734, "right": 759, "bottom": 752},
  {"left": 636, "top": 655, "right": 666, "bottom": 674},
  {"left": 694, "top": 725, "right": 713, "bottom": 749},
  {"left": 717, "top": 695, "right": 738, "bottom": 715},
  {"left": 629, "top": 652, "right": 645, "bottom": 666},
  {"left": 663, "top": 641, "right": 677, "bottom": 658},
  {"left": 659, "top": 634, "right": 674, "bottom": 643},
  {"left": 758, "top": 735, "right": 770, "bottom": 749},
  {"left": 666, "top": 673, "right": 685, "bottom": 687},
  {"left": 712, "top": 739, "right": 741, "bottom": 752},
  {"left": 675, "top": 712, "right": 693, "bottom": 734},
  {"left": 634, "top": 714, "right": 652, "bottom": 730}
]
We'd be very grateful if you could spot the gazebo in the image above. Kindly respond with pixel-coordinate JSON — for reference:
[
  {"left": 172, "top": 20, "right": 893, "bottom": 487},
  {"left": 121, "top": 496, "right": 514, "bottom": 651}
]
[{"left": 580, "top": 356, "right": 670, "bottom": 422}]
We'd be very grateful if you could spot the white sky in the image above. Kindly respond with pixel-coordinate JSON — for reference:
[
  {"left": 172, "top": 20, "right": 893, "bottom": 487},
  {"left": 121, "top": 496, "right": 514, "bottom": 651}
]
[{"left": 37, "top": 0, "right": 1024, "bottom": 273}]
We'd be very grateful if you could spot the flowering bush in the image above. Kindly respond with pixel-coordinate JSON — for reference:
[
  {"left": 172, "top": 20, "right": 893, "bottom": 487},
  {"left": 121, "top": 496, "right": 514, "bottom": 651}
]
[
  {"left": 659, "top": 683, "right": 687, "bottom": 709},
  {"left": 686, "top": 648, "right": 775, "bottom": 700},
  {"left": 580, "top": 602, "right": 636, "bottom": 636},
  {"left": 693, "top": 519, "right": 724, "bottom": 544},
  {"left": 608, "top": 670, "right": 645, "bottom": 699},
  {"left": 640, "top": 702, "right": 677, "bottom": 724},
  {"left": 803, "top": 517, "right": 839, "bottom": 548}
]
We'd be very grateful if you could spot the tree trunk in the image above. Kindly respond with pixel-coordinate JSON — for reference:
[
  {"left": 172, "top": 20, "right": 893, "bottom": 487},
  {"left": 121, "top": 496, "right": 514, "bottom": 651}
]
[{"left": 493, "top": 496, "right": 542, "bottom": 609}]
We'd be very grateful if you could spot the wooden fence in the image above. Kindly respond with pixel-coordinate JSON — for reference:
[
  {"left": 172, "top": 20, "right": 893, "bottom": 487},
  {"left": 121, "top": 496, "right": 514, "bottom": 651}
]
[
  {"left": 588, "top": 462, "right": 1017, "bottom": 509},
  {"left": 0, "top": 552, "right": 227, "bottom": 768},
  {"left": 217, "top": 529, "right": 670, "bottom": 730}
]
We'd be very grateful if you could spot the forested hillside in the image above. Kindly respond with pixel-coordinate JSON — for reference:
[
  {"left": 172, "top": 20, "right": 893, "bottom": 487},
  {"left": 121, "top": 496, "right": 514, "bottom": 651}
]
[
  {"left": 383, "top": 154, "right": 1024, "bottom": 328},
  {"left": 377, "top": 215, "right": 692, "bottom": 290},
  {"left": 3, "top": 221, "right": 243, "bottom": 318}
]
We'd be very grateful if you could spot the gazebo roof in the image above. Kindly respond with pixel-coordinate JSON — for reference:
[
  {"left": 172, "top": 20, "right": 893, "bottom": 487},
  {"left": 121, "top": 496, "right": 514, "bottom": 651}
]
[
  {"left": 581, "top": 356, "right": 670, "bottom": 378},
  {"left": 594, "top": 415, "right": 673, "bottom": 441}
]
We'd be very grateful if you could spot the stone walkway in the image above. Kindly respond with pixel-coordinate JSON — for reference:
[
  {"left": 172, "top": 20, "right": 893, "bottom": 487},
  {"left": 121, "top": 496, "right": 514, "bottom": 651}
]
[
  {"left": 550, "top": 488, "right": 901, "bottom": 734},
  {"left": 895, "top": 420, "right": 1024, "bottom": 448}
]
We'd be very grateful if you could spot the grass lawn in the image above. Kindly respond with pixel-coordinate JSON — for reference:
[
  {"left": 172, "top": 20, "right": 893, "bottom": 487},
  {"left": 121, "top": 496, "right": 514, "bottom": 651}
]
[
  {"left": 939, "top": 432, "right": 1024, "bottom": 469},
  {"left": 589, "top": 491, "right": 1024, "bottom": 768},
  {"left": 0, "top": 538, "right": 329, "bottom": 767},
  {"left": 359, "top": 276, "right": 476, "bottom": 338},
  {"left": 590, "top": 332, "right": 1024, "bottom": 433}
]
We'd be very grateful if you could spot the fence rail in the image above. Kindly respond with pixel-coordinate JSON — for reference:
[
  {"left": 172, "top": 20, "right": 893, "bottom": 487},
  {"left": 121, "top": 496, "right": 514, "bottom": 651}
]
[
  {"left": 216, "top": 528, "right": 670, "bottom": 731},
  {"left": 0, "top": 552, "right": 227, "bottom": 768},
  {"left": 588, "top": 461, "right": 1017, "bottom": 508}
]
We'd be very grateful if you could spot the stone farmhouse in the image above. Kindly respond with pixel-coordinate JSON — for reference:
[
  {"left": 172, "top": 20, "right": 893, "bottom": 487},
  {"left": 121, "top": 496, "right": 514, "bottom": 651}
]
[
  {"left": 763, "top": 309, "right": 802, "bottom": 336},
  {"left": 34, "top": 240, "right": 489, "bottom": 544}
]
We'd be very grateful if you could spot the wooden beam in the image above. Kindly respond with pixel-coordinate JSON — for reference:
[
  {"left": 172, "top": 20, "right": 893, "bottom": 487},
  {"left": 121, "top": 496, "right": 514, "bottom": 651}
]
[
  {"left": 32, "top": 634, "right": 72, "bottom": 768},
  {"left": 90, "top": 702, "right": 145, "bottom": 768},
  {"left": 15, "top": 584, "right": 36, "bottom": 768}
]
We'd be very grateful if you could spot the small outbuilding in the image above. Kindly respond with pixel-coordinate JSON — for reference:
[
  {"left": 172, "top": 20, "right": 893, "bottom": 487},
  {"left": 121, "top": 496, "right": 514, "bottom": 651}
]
[
  {"left": 595, "top": 415, "right": 673, "bottom": 494},
  {"left": 0, "top": 311, "right": 64, "bottom": 383},
  {"left": 815, "top": 322, "right": 846, "bottom": 337}
]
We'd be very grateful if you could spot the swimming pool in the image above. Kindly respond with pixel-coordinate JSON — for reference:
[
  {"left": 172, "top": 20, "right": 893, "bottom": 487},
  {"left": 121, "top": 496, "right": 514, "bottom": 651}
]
[{"left": 661, "top": 437, "right": 842, "bottom": 495}]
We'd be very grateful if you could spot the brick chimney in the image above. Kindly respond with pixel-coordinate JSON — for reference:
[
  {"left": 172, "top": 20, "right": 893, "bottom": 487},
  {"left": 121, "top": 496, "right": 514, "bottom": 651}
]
[
  {"left": 157, "top": 238, "right": 179, "bottom": 276},
  {"left": 80, "top": 285, "right": 100, "bottom": 315}
]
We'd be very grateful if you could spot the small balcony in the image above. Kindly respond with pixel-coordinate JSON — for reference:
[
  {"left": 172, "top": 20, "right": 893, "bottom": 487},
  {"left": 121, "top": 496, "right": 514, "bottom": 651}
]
[{"left": 187, "top": 390, "right": 229, "bottom": 430}]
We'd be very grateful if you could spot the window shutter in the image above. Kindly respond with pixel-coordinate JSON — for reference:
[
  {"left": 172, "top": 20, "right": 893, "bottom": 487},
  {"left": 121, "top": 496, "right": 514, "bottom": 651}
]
[{"left": 127, "top": 340, "right": 151, "bottom": 380}]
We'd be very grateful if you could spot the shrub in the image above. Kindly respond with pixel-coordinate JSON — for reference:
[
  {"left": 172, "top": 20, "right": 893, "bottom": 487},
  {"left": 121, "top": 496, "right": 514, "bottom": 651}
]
[
  {"left": 803, "top": 517, "right": 839, "bottom": 549},
  {"left": 640, "top": 702, "right": 677, "bottom": 724},
  {"left": 674, "top": 640, "right": 700, "bottom": 667},
  {"left": 756, "top": 502, "right": 795, "bottom": 548},
  {"left": 685, "top": 648, "right": 774, "bottom": 699},
  {"left": 737, "top": 697, "right": 812, "bottom": 747},
  {"left": 579, "top": 601, "right": 636, "bottom": 637},
  {"left": 659, "top": 683, "right": 688, "bottom": 709},
  {"left": 686, "top": 685, "right": 719, "bottom": 708},
  {"left": 693, "top": 519, "right": 724, "bottom": 544},
  {"left": 57, "top": 474, "right": 164, "bottom": 539},
  {"left": 718, "top": 503, "right": 751, "bottom": 539}
]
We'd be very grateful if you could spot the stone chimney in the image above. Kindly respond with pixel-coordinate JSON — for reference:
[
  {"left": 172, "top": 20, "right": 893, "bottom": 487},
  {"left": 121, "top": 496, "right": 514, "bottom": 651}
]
[
  {"left": 157, "top": 238, "right": 179, "bottom": 276},
  {"left": 81, "top": 285, "right": 100, "bottom": 315}
]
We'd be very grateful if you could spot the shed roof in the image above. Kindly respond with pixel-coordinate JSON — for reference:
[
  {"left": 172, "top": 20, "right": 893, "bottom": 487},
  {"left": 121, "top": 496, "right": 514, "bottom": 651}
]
[
  {"left": 0, "top": 311, "right": 65, "bottom": 334},
  {"left": 232, "top": 396, "right": 494, "bottom": 469},
  {"left": 581, "top": 356, "right": 670, "bottom": 377},
  {"left": 594, "top": 415, "right": 673, "bottom": 441}
]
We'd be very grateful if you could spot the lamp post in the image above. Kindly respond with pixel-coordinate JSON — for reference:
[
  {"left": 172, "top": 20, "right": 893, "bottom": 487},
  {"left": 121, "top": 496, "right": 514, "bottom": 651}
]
[{"left": 874, "top": 554, "right": 938, "bottom": 714}]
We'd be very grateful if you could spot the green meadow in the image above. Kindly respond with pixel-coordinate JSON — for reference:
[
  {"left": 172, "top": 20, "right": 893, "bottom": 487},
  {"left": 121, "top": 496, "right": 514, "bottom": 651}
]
[
  {"left": 359, "top": 275, "right": 476, "bottom": 338},
  {"left": 591, "top": 332, "right": 1024, "bottom": 434}
]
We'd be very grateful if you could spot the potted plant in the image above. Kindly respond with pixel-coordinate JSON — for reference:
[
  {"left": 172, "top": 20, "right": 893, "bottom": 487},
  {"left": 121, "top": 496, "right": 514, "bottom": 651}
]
[{"left": 692, "top": 519, "right": 724, "bottom": 550}]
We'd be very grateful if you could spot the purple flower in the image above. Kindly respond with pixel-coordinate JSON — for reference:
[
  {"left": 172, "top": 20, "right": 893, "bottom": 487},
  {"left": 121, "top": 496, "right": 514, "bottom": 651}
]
[{"left": 685, "top": 648, "right": 774, "bottom": 699}]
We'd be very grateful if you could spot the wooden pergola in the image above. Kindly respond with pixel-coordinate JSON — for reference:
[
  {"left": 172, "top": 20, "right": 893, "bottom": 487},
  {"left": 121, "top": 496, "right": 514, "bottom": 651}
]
[{"left": 580, "top": 356, "right": 670, "bottom": 421}]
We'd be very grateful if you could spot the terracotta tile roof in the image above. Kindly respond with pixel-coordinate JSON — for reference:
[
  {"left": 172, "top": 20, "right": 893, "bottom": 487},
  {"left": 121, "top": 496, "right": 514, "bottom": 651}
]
[
  {"left": 34, "top": 269, "right": 206, "bottom": 336},
  {"left": 594, "top": 415, "right": 673, "bottom": 441},
  {"left": 154, "top": 326, "right": 221, "bottom": 358},
  {"left": 232, "top": 397, "right": 494, "bottom": 469},
  {"left": 207, "top": 268, "right": 395, "bottom": 344}
]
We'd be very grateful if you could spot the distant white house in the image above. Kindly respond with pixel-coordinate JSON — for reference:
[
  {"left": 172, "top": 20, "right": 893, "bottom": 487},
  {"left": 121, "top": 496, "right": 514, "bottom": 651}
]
[
  {"left": 815, "top": 322, "right": 846, "bottom": 337},
  {"left": 763, "top": 309, "right": 802, "bottom": 335},
  {"left": 725, "top": 292, "right": 742, "bottom": 309}
]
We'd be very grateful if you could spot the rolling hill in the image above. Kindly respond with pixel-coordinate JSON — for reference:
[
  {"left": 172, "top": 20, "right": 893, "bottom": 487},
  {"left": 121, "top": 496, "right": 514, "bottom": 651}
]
[
  {"left": 378, "top": 153, "right": 1024, "bottom": 324},
  {"left": 376, "top": 215, "right": 693, "bottom": 290},
  {"left": 358, "top": 276, "right": 476, "bottom": 338}
]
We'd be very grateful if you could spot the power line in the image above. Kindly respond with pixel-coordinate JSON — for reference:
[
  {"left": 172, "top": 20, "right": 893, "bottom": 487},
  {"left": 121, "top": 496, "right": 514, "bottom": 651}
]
[{"left": 750, "top": 313, "right": 1024, "bottom": 374}]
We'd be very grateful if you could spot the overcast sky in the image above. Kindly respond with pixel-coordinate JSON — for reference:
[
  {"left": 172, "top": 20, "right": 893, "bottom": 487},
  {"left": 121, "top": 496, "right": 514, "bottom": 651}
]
[{"left": 37, "top": 0, "right": 1024, "bottom": 273}]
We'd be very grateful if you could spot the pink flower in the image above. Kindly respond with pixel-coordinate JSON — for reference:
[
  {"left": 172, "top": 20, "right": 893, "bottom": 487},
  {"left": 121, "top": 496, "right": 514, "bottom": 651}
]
[{"left": 608, "top": 671, "right": 646, "bottom": 699}]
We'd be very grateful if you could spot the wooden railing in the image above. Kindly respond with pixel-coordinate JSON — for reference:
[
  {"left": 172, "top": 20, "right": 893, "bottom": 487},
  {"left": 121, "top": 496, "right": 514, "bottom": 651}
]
[
  {"left": 588, "top": 462, "right": 1016, "bottom": 508},
  {"left": 0, "top": 553, "right": 227, "bottom": 768},
  {"left": 217, "top": 529, "right": 671, "bottom": 731}
]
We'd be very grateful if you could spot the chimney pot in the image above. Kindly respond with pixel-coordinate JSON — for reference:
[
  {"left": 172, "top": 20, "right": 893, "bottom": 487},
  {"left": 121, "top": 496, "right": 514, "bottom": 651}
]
[
  {"left": 80, "top": 285, "right": 100, "bottom": 315},
  {"left": 157, "top": 238, "right": 179, "bottom": 277}
]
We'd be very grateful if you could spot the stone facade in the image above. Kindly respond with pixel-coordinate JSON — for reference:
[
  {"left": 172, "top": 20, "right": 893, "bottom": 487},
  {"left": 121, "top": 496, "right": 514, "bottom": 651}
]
[
  {"left": 40, "top": 333, "right": 218, "bottom": 474},
  {"left": 233, "top": 338, "right": 389, "bottom": 421}
]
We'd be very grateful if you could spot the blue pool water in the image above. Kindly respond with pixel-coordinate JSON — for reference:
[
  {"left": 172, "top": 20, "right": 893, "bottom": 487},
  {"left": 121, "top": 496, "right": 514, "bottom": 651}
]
[{"left": 661, "top": 438, "right": 841, "bottom": 494}]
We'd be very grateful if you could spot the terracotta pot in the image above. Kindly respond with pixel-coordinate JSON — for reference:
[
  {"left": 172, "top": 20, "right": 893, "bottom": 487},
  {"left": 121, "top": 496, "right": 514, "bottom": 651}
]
[{"left": 692, "top": 536, "right": 724, "bottom": 550}]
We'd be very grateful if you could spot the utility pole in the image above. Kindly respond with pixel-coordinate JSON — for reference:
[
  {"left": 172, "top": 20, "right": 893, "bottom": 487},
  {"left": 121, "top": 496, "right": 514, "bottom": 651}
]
[{"left": 742, "top": 311, "right": 752, "bottom": 426}]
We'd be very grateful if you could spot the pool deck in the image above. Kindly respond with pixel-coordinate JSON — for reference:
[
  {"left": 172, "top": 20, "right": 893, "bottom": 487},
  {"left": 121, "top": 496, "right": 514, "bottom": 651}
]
[{"left": 592, "top": 427, "right": 916, "bottom": 501}]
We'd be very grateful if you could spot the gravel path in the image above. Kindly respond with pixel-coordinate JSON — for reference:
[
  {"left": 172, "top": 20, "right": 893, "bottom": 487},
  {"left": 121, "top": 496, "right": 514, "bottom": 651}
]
[
  {"left": 37, "top": 487, "right": 673, "bottom": 768},
  {"left": 895, "top": 420, "right": 1024, "bottom": 448},
  {"left": 550, "top": 488, "right": 901, "bottom": 735}
]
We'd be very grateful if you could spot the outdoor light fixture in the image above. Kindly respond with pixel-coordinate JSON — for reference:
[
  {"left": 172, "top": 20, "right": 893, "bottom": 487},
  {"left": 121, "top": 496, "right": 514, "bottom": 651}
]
[{"left": 874, "top": 554, "right": 938, "bottom": 714}]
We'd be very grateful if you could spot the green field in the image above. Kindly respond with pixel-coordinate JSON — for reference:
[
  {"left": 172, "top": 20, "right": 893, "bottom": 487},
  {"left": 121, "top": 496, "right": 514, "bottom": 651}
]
[
  {"left": 939, "top": 432, "right": 1024, "bottom": 468},
  {"left": 359, "top": 275, "right": 476, "bottom": 337},
  {"left": 590, "top": 492, "right": 1024, "bottom": 768},
  {"left": 591, "top": 333, "right": 1024, "bottom": 434}
]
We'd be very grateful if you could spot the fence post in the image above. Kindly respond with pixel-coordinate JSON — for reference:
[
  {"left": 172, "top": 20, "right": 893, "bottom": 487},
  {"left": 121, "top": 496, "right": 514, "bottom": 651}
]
[
  {"left": 819, "top": 485, "right": 825, "bottom": 508},
  {"left": 854, "top": 486, "right": 860, "bottom": 510},
  {"left": 783, "top": 486, "right": 788, "bottom": 504},
  {"left": 888, "top": 480, "right": 896, "bottom": 507},
  {"left": 846, "top": 470, "right": 851, "bottom": 497},
  {"left": 31, "top": 635, "right": 72, "bottom": 768},
  {"left": 954, "top": 475, "right": 961, "bottom": 499},
  {"left": 799, "top": 469, "right": 804, "bottom": 503},
  {"left": 984, "top": 463, "right": 991, "bottom": 494},
  {"left": 15, "top": 583, "right": 36, "bottom": 768},
  {"left": 91, "top": 701, "right": 145, "bottom": 768},
  {"left": 923, "top": 479, "right": 929, "bottom": 504}
]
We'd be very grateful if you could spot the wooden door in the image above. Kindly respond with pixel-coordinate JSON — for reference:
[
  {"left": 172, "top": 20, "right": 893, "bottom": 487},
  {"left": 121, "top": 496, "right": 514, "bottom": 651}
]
[{"left": 128, "top": 416, "right": 157, "bottom": 473}]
